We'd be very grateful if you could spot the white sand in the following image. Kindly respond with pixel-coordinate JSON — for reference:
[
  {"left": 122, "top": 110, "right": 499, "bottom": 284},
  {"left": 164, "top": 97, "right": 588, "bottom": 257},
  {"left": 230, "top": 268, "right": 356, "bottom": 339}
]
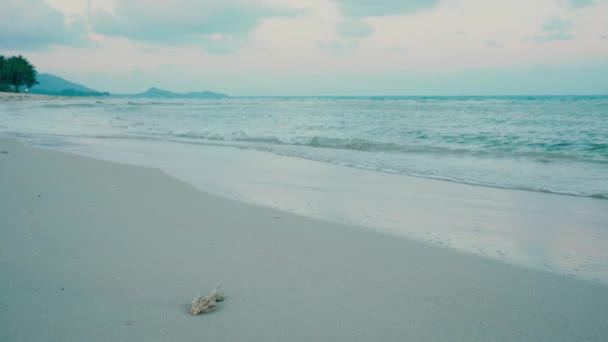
[{"left": 1, "top": 138, "right": 607, "bottom": 341}]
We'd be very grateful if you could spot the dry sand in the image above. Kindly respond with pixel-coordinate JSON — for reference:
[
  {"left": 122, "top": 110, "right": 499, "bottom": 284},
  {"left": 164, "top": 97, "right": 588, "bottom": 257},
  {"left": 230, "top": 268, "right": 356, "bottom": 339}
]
[{"left": 1, "top": 138, "right": 607, "bottom": 341}]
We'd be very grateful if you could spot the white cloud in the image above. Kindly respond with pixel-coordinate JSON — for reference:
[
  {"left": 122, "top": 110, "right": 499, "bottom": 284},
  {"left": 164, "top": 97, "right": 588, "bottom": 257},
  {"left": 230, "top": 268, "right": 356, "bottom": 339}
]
[
  {"left": 12, "top": 0, "right": 608, "bottom": 94},
  {"left": 90, "top": 0, "right": 301, "bottom": 46},
  {"left": 334, "top": 0, "right": 440, "bottom": 17},
  {"left": 0, "top": 0, "right": 85, "bottom": 50},
  {"left": 336, "top": 19, "right": 374, "bottom": 38}
]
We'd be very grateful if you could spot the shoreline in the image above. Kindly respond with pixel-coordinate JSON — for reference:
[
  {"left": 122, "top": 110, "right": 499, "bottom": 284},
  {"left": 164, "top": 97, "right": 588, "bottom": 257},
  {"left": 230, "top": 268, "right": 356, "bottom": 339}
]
[
  {"left": 1, "top": 137, "right": 608, "bottom": 341},
  {"left": 0, "top": 91, "right": 74, "bottom": 101},
  {"left": 1, "top": 95, "right": 606, "bottom": 198},
  {"left": 29, "top": 134, "right": 608, "bottom": 285}
]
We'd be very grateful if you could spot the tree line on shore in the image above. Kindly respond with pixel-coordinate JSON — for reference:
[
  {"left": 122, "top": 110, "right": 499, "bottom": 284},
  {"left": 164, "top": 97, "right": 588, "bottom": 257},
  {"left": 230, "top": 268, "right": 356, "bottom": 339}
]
[{"left": 0, "top": 55, "right": 38, "bottom": 92}]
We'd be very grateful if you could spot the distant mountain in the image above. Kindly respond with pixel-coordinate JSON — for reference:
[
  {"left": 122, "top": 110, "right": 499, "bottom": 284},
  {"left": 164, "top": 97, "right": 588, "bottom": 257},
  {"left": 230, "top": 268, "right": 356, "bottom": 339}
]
[
  {"left": 30, "top": 73, "right": 109, "bottom": 97},
  {"left": 29, "top": 74, "right": 227, "bottom": 98},
  {"left": 122, "top": 87, "right": 228, "bottom": 99}
]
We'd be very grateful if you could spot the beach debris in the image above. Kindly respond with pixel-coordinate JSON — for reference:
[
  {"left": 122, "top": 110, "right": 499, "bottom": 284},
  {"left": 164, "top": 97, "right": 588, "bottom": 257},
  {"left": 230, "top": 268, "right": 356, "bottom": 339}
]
[{"left": 190, "top": 284, "right": 224, "bottom": 315}]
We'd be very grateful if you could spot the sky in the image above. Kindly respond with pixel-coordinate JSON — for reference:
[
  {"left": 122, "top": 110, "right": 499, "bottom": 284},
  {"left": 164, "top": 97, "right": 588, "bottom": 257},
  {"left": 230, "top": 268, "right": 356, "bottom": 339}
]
[{"left": 1, "top": 0, "right": 607, "bottom": 95}]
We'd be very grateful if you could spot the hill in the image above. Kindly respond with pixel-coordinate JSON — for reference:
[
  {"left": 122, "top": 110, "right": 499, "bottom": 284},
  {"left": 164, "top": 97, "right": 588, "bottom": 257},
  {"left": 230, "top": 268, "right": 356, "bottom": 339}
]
[
  {"left": 28, "top": 74, "right": 227, "bottom": 98},
  {"left": 30, "top": 74, "right": 109, "bottom": 97},
  {"left": 123, "top": 87, "right": 228, "bottom": 99}
]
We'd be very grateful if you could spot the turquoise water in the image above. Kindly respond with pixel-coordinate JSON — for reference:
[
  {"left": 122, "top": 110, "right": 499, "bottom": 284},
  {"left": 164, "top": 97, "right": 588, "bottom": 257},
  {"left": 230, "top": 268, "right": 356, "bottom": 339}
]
[{"left": 1, "top": 96, "right": 607, "bottom": 198}]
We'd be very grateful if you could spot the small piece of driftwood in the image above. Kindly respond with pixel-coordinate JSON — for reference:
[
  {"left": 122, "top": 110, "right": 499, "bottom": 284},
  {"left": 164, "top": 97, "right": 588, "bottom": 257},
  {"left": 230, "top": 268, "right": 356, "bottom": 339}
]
[{"left": 190, "top": 284, "right": 224, "bottom": 315}]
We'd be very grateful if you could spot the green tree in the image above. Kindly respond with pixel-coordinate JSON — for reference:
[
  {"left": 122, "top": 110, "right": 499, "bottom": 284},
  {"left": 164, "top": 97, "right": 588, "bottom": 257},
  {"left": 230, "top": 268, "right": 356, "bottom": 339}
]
[
  {"left": 0, "top": 55, "right": 38, "bottom": 92},
  {"left": 0, "top": 56, "right": 8, "bottom": 91}
]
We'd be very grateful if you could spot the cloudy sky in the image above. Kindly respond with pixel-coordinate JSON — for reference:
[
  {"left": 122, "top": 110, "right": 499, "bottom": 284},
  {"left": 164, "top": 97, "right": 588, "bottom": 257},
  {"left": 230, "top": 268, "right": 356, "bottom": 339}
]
[{"left": 1, "top": 0, "right": 607, "bottom": 95}]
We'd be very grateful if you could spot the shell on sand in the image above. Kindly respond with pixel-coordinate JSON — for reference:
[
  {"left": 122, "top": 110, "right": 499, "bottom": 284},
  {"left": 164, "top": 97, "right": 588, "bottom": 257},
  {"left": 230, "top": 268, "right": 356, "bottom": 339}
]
[{"left": 190, "top": 284, "right": 223, "bottom": 315}]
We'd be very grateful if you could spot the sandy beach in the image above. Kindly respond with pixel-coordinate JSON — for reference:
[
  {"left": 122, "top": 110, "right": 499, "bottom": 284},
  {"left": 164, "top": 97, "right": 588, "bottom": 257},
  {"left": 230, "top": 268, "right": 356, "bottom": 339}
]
[{"left": 1, "top": 137, "right": 608, "bottom": 341}]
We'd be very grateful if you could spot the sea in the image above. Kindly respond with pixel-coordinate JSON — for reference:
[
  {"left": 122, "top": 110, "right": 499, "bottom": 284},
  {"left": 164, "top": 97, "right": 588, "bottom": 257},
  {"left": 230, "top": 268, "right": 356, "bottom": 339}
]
[{"left": 1, "top": 95, "right": 608, "bottom": 283}]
